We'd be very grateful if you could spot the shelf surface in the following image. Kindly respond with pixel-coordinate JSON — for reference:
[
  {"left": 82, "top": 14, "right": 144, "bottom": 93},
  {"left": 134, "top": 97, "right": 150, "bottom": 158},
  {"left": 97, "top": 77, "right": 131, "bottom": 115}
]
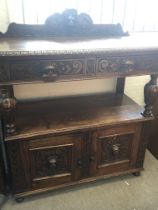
[
  {"left": 5, "top": 93, "right": 153, "bottom": 141},
  {"left": 1, "top": 33, "right": 158, "bottom": 56}
]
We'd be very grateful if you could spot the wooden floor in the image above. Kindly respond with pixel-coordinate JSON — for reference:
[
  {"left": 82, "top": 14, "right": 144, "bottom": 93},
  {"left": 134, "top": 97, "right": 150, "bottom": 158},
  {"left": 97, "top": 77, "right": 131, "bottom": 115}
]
[{"left": 1, "top": 150, "right": 158, "bottom": 210}]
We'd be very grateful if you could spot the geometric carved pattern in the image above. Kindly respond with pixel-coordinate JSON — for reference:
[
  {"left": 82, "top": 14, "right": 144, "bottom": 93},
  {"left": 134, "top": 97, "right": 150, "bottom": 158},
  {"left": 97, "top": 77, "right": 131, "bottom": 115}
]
[
  {"left": 31, "top": 146, "right": 72, "bottom": 178},
  {"left": 98, "top": 133, "right": 133, "bottom": 165}
]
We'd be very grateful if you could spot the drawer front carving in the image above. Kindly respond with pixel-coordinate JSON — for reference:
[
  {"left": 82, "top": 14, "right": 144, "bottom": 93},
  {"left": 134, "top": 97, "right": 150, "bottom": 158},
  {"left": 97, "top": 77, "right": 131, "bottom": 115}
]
[
  {"left": 10, "top": 59, "right": 85, "bottom": 82},
  {"left": 97, "top": 55, "right": 158, "bottom": 75},
  {"left": 97, "top": 58, "right": 134, "bottom": 74},
  {"left": 1, "top": 54, "right": 158, "bottom": 84}
]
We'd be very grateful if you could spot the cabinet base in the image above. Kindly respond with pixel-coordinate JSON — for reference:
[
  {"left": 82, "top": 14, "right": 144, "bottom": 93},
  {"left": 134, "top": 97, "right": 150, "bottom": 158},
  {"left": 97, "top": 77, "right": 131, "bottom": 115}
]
[
  {"left": 14, "top": 168, "right": 143, "bottom": 200},
  {"left": 15, "top": 197, "right": 25, "bottom": 203}
]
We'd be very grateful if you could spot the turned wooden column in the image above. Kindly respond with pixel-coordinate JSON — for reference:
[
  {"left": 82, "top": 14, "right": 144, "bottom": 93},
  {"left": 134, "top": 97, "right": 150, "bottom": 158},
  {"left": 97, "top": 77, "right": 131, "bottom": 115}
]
[
  {"left": 142, "top": 74, "right": 158, "bottom": 117},
  {"left": 0, "top": 86, "right": 17, "bottom": 135}
]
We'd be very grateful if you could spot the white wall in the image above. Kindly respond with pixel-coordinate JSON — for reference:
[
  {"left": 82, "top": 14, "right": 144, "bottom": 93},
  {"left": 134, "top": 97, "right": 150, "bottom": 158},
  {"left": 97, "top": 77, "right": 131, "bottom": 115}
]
[
  {"left": 14, "top": 79, "right": 116, "bottom": 100},
  {"left": 0, "top": 0, "right": 9, "bottom": 32},
  {"left": 13, "top": 76, "right": 149, "bottom": 106},
  {"left": 125, "top": 75, "right": 149, "bottom": 106}
]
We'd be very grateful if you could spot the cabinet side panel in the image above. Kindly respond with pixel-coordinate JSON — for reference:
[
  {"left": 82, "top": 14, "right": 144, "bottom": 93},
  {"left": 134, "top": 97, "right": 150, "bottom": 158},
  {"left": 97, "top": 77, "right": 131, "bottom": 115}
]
[
  {"left": 136, "top": 122, "right": 151, "bottom": 168},
  {"left": 7, "top": 141, "right": 31, "bottom": 193}
]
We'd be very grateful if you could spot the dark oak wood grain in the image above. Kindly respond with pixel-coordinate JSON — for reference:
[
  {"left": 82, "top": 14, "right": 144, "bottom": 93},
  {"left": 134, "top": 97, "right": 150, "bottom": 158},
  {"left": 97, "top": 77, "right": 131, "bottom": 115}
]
[
  {"left": 5, "top": 94, "right": 152, "bottom": 197},
  {"left": 0, "top": 11, "right": 157, "bottom": 200},
  {"left": 4, "top": 94, "right": 152, "bottom": 141}
]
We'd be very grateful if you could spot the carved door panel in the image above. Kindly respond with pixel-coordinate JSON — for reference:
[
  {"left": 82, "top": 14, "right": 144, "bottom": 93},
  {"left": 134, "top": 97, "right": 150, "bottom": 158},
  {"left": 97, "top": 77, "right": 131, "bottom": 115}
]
[
  {"left": 29, "top": 134, "right": 83, "bottom": 190},
  {"left": 89, "top": 124, "right": 142, "bottom": 176}
]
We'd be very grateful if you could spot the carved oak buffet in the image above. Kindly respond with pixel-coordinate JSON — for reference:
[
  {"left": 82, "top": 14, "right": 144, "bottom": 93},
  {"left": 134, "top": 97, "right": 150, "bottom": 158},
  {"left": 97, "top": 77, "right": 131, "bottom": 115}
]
[{"left": 0, "top": 10, "right": 158, "bottom": 201}]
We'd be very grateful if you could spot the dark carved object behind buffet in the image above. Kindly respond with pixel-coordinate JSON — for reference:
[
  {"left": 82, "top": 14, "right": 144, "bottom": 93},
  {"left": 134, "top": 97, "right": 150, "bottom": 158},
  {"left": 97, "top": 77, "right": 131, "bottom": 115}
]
[{"left": 0, "top": 9, "right": 128, "bottom": 38}]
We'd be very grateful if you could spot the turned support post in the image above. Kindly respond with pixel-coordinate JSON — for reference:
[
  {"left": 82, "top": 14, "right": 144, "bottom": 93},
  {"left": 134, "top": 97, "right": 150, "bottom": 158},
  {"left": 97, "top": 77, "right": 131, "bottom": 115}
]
[
  {"left": 142, "top": 74, "right": 158, "bottom": 117},
  {"left": 0, "top": 86, "right": 17, "bottom": 135}
]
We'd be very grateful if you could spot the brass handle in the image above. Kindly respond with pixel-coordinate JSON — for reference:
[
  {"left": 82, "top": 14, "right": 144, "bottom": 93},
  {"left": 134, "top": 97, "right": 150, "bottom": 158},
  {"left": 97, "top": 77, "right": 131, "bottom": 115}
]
[
  {"left": 122, "top": 60, "right": 134, "bottom": 72},
  {"left": 48, "top": 156, "right": 57, "bottom": 168},
  {"left": 112, "top": 144, "right": 120, "bottom": 156},
  {"left": 42, "top": 65, "right": 58, "bottom": 82}
]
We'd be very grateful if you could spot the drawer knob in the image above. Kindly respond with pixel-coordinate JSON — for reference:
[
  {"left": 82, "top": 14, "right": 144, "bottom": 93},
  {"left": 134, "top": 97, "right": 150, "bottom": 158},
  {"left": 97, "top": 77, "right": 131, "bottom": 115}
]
[
  {"left": 112, "top": 144, "right": 120, "bottom": 156},
  {"left": 43, "top": 65, "right": 58, "bottom": 82},
  {"left": 48, "top": 156, "right": 57, "bottom": 168},
  {"left": 122, "top": 60, "right": 134, "bottom": 72}
]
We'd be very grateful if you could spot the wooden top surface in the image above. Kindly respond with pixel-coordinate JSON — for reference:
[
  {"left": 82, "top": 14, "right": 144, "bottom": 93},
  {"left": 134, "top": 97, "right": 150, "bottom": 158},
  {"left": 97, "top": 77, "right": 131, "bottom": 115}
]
[
  {"left": 5, "top": 93, "right": 153, "bottom": 141},
  {"left": 0, "top": 33, "right": 158, "bottom": 57}
]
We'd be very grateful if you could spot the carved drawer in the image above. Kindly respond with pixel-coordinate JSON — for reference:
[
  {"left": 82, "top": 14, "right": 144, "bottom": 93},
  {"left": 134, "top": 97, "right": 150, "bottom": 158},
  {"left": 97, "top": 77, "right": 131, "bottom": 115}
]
[
  {"left": 90, "top": 124, "right": 142, "bottom": 176},
  {"left": 1, "top": 54, "right": 158, "bottom": 84},
  {"left": 10, "top": 59, "right": 85, "bottom": 82},
  {"left": 97, "top": 55, "right": 158, "bottom": 75}
]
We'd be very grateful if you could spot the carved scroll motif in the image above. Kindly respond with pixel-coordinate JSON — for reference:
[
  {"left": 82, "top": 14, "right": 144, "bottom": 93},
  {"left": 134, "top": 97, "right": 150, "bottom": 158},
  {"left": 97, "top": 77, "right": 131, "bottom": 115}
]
[{"left": 0, "top": 9, "right": 127, "bottom": 38}]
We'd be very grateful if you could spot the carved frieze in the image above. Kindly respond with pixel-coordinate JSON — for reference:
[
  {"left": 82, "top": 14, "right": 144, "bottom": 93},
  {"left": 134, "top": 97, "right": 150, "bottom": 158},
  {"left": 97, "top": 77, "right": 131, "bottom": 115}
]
[
  {"left": 10, "top": 59, "right": 85, "bottom": 82},
  {"left": 97, "top": 55, "right": 158, "bottom": 75},
  {"left": 97, "top": 58, "right": 135, "bottom": 73},
  {"left": 1, "top": 54, "right": 158, "bottom": 85}
]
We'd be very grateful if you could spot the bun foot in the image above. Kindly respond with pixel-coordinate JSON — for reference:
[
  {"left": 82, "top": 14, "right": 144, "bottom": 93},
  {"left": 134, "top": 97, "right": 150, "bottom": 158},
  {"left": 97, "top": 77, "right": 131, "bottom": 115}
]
[
  {"left": 133, "top": 172, "right": 141, "bottom": 176},
  {"left": 15, "top": 197, "right": 25, "bottom": 203}
]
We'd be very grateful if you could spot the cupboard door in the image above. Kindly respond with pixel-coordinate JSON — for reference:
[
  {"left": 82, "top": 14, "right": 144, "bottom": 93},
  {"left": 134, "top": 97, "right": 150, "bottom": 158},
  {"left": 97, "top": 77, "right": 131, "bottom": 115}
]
[
  {"left": 7, "top": 134, "right": 83, "bottom": 193},
  {"left": 29, "top": 134, "right": 83, "bottom": 190},
  {"left": 90, "top": 124, "right": 142, "bottom": 176}
]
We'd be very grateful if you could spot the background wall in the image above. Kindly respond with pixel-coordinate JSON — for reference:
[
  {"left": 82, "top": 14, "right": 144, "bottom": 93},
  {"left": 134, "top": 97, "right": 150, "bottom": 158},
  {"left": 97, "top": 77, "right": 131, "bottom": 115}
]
[
  {"left": 14, "top": 75, "right": 149, "bottom": 106},
  {"left": 125, "top": 75, "right": 149, "bottom": 105},
  {"left": 1, "top": 0, "right": 158, "bottom": 32}
]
